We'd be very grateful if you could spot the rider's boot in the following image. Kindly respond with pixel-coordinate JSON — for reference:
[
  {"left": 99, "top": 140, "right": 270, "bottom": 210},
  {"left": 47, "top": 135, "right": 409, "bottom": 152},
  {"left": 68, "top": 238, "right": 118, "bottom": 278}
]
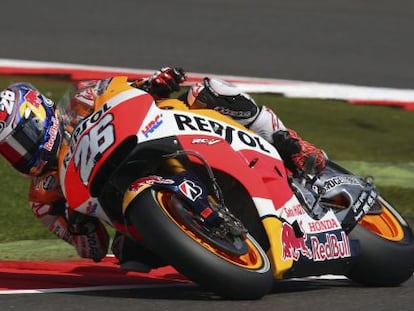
[
  {"left": 111, "top": 232, "right": 167, "bottom": 273},
  {"left": 272, "top": 129, "right": 327, "bottom": 175}
]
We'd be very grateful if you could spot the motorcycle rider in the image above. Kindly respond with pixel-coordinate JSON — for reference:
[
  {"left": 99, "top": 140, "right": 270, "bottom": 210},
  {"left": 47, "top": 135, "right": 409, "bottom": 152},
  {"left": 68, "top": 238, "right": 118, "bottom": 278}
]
[{"left": 0, "top": 67, "right": 326, "bottom": 271}]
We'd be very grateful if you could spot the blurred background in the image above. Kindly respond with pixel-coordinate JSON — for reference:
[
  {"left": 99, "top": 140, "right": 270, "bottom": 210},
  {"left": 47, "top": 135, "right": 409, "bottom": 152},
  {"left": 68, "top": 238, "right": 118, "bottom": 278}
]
[{"left": 1, "top": 0, "right": 414, "bottom": 88}]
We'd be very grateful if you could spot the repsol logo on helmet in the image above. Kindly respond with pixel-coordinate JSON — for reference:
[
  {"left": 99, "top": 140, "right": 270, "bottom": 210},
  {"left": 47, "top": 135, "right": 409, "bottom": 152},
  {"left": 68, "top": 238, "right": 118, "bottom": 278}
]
[{"left": 174, "top": 113, "right": 270, "bottom": 153}]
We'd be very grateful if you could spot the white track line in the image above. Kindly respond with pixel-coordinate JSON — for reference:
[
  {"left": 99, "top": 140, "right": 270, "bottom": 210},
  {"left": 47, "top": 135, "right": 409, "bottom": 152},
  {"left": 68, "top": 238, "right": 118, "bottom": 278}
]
[
  {"left": 0, "top": 283, "right": 193, "bottom": 295},
  {"left": 0, "top": 275, "right": 352, "bottom": 295},
  {"left": 1, "top": 58, "right": 414, "bottom": 107}
]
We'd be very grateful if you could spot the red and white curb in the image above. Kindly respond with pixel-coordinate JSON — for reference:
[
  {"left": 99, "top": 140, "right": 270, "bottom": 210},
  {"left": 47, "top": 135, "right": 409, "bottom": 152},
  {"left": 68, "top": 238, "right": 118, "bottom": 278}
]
[
  {"left": 0, "top": 256, "right": 349, "bottom": 295},
  {"left": 0, "top": 283, "right": 192, "bottom": 295},
  {"left": 1, "top": 58, "right": 414, "bottom": 110},
  {"left": 0, "top": 258, "right": 191, "bottom": 294}
]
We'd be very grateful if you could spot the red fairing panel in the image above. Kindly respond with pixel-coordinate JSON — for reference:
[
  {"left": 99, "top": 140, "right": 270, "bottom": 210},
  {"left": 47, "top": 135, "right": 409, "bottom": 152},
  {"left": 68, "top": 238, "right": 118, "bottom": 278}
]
[
  {"left": 62, "top": 90, "right": 154, "bottom": 209},
  {"left": 176, "top": 135, "right": 294, "bottom": 212}
]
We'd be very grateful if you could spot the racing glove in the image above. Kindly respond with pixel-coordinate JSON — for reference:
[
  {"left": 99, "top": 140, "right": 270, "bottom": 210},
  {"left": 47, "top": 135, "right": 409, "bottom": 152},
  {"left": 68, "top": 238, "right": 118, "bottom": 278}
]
[
  {"left": 134, "top": 67, "right": 186, "bottom": 99},
  {"left": 68, "top": 211, "right": 110, "bottom": 262},
  {"left": 272, "top": 129, "right": 327, "bottom": 176}
]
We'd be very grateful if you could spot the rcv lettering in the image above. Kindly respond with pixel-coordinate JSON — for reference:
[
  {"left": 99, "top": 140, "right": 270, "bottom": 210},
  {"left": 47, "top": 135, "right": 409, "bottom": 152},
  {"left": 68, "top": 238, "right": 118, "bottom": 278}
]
[{"left": 174, "top": 113, "right": 270, "bottom": 153}]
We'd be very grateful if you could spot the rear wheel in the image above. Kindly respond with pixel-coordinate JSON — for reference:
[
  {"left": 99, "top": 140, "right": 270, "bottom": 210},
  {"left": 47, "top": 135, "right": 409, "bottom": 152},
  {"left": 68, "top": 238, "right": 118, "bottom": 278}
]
[
  {"left": 347, "top": 196, "right": 414, "bottom": 286},
  {"left": 126, "top": 188, "right": 273, "bottom": 299}
]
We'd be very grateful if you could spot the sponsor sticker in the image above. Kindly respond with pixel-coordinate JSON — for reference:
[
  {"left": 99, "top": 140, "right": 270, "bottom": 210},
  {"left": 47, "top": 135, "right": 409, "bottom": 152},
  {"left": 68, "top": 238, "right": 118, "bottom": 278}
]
[
  {"left": 281, "top": 222, "right": 352, "bottom": 262},
  {"left": 178, "top": 180, "right": 203, "bottom": 202}
]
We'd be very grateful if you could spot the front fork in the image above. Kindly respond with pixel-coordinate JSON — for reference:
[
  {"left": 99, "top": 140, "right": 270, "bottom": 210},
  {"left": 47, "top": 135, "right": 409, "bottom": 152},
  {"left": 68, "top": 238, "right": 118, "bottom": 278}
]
[
  {"left": 164, "top": 157, "right": 297, "bottom": 279},
  {"left": 162, "top": 157, "right": 295, "bottom": 279},
  {"left": 123, "top": 157, "right": 222, "bottom": 225}
]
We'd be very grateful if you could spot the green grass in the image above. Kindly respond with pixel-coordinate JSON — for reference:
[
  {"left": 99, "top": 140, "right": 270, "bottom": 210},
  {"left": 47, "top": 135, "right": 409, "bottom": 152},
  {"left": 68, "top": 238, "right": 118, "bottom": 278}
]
[
  {"left": 0, "top": 75, "right": 413, "bottom": 260},
  {"left": 0, "top": 75, "right": 70, "bottom": 102},
  {"left": 253, "top": 94, "right": 414, "bottom": 163},
  {"left": 0, "top": 239, "right": 78, "bottom": 261}
]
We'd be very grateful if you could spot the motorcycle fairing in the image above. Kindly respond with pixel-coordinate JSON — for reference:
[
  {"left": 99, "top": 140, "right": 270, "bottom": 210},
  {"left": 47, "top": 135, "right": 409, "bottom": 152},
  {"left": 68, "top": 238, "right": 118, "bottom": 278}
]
[
  {"left": 60, "top": 79, "right": 155, "bottom": 209},
  {"left": 157, "top": 99, "right": 297, "bottom": 215},
  {"left": 153, "top": 100, "right": 357, "bottom": 277},
  {"left": 59, "top": 78, "right": 359, "bottom": 280}
]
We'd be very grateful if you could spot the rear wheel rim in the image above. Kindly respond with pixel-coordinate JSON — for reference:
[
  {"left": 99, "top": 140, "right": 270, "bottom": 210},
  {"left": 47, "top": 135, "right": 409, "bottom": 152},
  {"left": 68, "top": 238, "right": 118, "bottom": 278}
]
[{"left": 359, "top": 198, "right": 404, "bottom": 241}]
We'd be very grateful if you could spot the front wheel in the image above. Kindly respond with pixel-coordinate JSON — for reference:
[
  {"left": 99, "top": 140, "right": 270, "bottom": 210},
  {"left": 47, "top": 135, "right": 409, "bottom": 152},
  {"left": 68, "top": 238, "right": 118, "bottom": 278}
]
[
  {"left": 347, "top": 196, "right": 414, "bottom": 286},
  {"left": 125, "top": 188, "right": 273, "bottom": 299}
]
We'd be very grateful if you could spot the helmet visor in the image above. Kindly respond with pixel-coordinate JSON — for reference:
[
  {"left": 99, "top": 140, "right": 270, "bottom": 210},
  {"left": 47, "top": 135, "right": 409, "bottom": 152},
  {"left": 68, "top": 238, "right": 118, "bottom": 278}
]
[{"left": 0, "top": 116, "right": 45, "bottom": 174}]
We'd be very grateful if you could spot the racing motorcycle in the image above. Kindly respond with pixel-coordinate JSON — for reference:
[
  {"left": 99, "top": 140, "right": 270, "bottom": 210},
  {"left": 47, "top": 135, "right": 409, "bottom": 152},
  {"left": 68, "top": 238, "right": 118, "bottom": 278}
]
[{"left": 57, "top": 76, "right": 414, "bottom": 299}]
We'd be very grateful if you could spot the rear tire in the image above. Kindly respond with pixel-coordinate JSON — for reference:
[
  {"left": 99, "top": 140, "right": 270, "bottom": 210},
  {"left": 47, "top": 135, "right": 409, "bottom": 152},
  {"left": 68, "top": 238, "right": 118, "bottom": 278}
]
[
  {"left": 126, "top": 188, "right": 273, "bottom": 299},
  {"left": 347, "top": 196, "right": 414, "bottom": 286}
]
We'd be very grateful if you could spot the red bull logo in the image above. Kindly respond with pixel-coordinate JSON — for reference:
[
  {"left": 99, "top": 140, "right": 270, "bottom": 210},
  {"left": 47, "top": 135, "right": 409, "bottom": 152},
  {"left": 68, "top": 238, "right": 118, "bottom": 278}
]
[
  {"left": 281, "top": 222, "right": 352, "bottom": 262},
  {"left": 281, "top": 222, "right": 313, "bottom": 261},
  {"left": 43, "top": 116, "right": 59, "bottom": 152},
  {"left": 310, "top": 232, "right": 351, "bottom": 261},
  {"left": 24, "top": 89, "right": 42, "bottom": 108},
  {"left": 128, "top": 176, "right": 174, "bottom": 192}
]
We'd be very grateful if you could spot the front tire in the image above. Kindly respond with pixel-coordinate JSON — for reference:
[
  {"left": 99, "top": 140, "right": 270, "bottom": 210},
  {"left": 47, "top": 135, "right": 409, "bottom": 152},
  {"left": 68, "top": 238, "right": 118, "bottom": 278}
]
[
  {"left": 347, "top": 196, "right": 414, "bottom": 286},
  {"left": 125, "top": 188, "right": 273, "bottom": 299}
]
